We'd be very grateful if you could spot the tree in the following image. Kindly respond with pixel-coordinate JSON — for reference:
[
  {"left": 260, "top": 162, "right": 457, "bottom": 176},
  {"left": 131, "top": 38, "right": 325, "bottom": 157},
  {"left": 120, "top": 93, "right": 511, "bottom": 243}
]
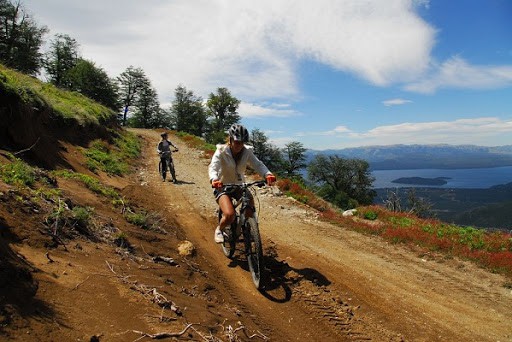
[
  {"left": 65, "top": 58, "right": 119, "bottom": 110},
  {"left": 0, "top": 0, "right": 47, "bottom": 75},
  {"left": 308, "top": 154, "right": 376, "bottom": 209},
  {"left": 282, "top": 141, "right": 306, "bottom": 179},
  {"left": 249, "top": 128, "right": 284, "bottom": 174},
  {"left": 170, "top": 85, "right": 206, "bottom": 136},
  {"left": 44, "top": 33, "right": 79, "bottom": 88},
  {"left": 117, "top": 66, "right": 148, "bottom": 126},
  {"left": 206, "top": 87, "right": 240, "bottom": 143},
  {"left": 129, "top": 83, "right": 160, "bottom": 128}
]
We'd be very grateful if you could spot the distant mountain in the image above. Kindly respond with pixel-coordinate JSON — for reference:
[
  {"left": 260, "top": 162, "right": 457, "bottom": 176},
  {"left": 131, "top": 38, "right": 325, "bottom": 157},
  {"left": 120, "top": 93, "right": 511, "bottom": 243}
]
[{"left": 307, "top": 144, "right": 512, "bottom": 170}]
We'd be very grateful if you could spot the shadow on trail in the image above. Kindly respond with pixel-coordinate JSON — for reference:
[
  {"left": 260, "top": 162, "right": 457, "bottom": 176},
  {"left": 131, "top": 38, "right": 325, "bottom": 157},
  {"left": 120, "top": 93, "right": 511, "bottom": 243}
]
[
  {"left": 260, "top": 255, "right": 330, "bottom": 303},
  {"left": 223, "top": 247, "right": 330, "bottom": 303},
  {"left": 172, "top": 180, "right": 195, "bottom": 185}
]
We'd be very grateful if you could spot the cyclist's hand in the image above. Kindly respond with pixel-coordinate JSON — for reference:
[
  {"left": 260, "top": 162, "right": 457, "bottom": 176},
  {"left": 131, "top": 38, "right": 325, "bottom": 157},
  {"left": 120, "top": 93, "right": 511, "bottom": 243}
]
[
  {"left": 266, "top": 174, "right": 276, "bottom": 186},
  {"left": 212, "top": 180, "right": 223, "bottom": 189}
]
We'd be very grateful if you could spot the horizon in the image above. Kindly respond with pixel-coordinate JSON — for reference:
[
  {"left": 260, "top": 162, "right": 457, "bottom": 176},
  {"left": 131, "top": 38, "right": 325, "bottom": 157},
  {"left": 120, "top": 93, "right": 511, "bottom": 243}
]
[{"left": 21, "top": 0, "right": 512, "bottom": 149}]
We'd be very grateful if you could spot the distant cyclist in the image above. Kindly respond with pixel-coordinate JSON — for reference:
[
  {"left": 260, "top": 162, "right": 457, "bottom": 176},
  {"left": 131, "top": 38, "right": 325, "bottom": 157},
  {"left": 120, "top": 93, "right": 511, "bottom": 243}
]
[
  {"left": 157, "top": 132, "right": 178, "bottom": 182},
  {"left": 208, "top": 124, "right": 276, "bottom": 243}
]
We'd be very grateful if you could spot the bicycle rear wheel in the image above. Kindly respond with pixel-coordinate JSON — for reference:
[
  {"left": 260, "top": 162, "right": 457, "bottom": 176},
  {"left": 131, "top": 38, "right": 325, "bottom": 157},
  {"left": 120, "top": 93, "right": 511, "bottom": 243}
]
[{"left": 244, "top": 217, "right": 265, "bottom": 290}]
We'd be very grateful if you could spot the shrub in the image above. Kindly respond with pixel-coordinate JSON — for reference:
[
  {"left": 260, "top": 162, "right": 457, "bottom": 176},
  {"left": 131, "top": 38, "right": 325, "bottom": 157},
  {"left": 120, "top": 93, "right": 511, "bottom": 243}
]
[{"left": 364, "top": 211, "right": 378, "bottom": 220}]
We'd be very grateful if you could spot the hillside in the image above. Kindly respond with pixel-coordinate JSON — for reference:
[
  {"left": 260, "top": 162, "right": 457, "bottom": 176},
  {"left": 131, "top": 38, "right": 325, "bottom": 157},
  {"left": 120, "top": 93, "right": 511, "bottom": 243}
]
[{"left": 1, "top": 67, "right": 512, "bottom": 341}]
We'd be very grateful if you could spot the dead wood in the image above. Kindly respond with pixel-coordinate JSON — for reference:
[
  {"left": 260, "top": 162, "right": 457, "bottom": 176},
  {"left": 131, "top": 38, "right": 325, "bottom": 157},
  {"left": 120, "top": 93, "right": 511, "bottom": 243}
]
[
  {"left": 13, "top": 137, "right": 40, "bottom": 155},
  {"left": 131, "top": 323, "right": 196, "bottom": 340}
]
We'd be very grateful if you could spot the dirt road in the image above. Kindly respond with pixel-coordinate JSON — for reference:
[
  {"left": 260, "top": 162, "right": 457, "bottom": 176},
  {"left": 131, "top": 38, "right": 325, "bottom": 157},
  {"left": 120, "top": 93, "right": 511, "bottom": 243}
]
[{"left": 134, "top": 129, "right": 512, "bottom": 341}]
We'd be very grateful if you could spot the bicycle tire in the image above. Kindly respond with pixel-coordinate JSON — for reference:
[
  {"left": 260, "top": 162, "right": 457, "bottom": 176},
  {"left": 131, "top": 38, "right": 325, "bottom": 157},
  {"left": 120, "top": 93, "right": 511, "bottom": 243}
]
[
  {"left": 159, "top": 160, "right": 166, "bottom": 180},
  {"left": 220, "top": 212, "right": 236, "bottom": 258},
  {"left": 244, "top": 217, "right": 265, "bottom": 289}
]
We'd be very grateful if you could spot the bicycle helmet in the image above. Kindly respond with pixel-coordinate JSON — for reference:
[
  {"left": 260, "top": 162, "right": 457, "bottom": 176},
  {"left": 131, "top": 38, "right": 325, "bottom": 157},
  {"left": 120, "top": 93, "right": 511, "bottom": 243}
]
[
  {"left": 160, "top": 132, "right": 168, "bottom": 138},
  {"left": 228, "top": 124, "right": 249, "bottom": 142}
]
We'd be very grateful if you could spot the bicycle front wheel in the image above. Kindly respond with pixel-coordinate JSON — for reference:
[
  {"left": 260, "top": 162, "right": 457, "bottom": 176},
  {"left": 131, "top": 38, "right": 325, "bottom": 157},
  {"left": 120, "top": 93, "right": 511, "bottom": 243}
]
[
  {"left": 220, "top": 212, "right": 236, "bottom": 259},
  {"left": 244, "top": 217, "right": 265, "bottom": 290},
  {"left": 169, "top": 160, "right": 176, "bottom": 182}
]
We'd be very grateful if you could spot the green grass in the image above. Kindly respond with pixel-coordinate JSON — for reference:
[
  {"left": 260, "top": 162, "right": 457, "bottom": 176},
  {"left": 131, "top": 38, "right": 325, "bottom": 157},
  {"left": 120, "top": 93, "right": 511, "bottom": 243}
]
[
  {"left": 0, "top": 154, "right": 36, "bottom": 186},
  {"left": 53, "top": 170, "right": 120, "bottom": 199},
  {"left": 0, "top": 63, "right": 115, "bottom": 125},
  {"left": 83, "top": 131, "right": 141, "bottom": 176}
]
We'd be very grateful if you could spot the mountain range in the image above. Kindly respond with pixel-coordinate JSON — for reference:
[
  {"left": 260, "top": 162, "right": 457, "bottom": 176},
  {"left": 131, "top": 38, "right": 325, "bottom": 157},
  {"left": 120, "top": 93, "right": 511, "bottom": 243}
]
[{"left": 307, "top": 144, "right": 512, "bottom": 170}]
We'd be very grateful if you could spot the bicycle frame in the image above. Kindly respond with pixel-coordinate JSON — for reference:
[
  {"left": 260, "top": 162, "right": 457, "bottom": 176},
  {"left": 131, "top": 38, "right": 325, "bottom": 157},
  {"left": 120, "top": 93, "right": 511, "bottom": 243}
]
[{"left": 218, "top": 180, "right": 266, "bottom": 289}]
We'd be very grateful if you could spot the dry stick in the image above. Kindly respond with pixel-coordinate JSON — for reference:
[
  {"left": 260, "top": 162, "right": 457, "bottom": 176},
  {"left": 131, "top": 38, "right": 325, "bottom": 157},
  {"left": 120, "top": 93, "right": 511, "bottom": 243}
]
[
  {"left": 189, "top": 324, "right": 212, "bottom": 341},
  {"left": 73, "top": 276, "right": 90, "bottom": 290},
  {"left": 45, "top": 252, "right": 54, "bottom": 263},
  {"left": 131, "top": 323, "right": 196, "bottom": 340},
  {"left": 13, "top": 137, "right": 40, "bottom": 155},
  {"left": 105, "top": 260, "right": 116, "bottom": 274}
]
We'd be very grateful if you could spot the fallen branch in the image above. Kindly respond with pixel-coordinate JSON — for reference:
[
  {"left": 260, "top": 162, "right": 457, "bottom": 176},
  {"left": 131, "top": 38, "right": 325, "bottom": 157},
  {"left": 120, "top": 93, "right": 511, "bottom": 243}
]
[
  {"left": 13, "top": 137, "right": 40, "bottom": 156},
  {"left": 105, "top": 260, "right": 116, "bottom": 274},
  {"left": 73, "top": 276, "right": 90, "bottom": 290},
  {"left": 45, "top": 252, "right": 54, "bottom": 263},
  {"left": 132, "top": 323, "right": 196, "bottom": 340},
  {"left": 152, "top": 255, "right": 178, "bottom": 266}
]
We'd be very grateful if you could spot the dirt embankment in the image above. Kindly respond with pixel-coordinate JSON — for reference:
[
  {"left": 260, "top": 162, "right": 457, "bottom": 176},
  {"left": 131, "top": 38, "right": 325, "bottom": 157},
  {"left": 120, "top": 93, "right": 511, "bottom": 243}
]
[{"left": 1, "top": 128, "right": 512, "bottom": 342}]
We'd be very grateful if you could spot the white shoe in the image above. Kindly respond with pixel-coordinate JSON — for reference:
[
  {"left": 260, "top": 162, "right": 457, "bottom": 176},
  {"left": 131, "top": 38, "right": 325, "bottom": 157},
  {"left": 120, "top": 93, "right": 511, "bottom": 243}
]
[{"left": 214, "top": 227, "right": 224, "bottom": 243}]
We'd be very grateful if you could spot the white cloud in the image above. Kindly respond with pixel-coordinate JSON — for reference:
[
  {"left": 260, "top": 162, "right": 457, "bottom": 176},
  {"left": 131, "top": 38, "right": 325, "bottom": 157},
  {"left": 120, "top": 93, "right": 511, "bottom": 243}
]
[
  {"left": 294, "top": 117, "right": 512, "bottom": 149},
  {"left": 382, "top": 98, "right": 413, "bottom": 106},
  {"left": 405, "top": 56, "right": 512, "bottom": 93},
  {"left": 239, "top": 102, "right": 301, "bottom": 118},
  {"left": 347, "top": 117, "right": 512, "bottom": 146},
  {"left": 24, "top": 0, "right": 437, "bottom": 102}
]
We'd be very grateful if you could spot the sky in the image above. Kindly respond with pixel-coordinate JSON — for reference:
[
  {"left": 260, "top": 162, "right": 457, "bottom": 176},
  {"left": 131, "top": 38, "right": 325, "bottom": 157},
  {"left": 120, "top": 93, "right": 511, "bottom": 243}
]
[{"left": 22, "top": 0, "right": 512, "bottom": 150}]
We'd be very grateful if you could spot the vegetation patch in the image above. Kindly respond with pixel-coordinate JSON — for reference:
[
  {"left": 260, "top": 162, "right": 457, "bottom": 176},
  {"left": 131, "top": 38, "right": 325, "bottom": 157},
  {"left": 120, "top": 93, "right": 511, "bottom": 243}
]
[
  {"left": 53, "top": 170, "right": 120, "bottom": 199},
  {"left": 0, "top": 64, "right": 115, "bottom": 125},
  {"left": 277, "top": 178, "right": 331, "bottom": 212},
  {"left": 175, "top": 131, "right": 216, "bottom": 158},
  {"left": 0, "top": 154, "right": 36, "bottom": 187},
  {"left": 83, "top": 130, "right": 141, "bottom": 176}
]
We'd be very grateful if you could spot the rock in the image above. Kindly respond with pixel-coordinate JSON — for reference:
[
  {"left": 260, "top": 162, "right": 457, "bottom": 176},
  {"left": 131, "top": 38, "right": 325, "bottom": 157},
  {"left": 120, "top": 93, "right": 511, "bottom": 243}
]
[
  {"left": 342, "top": 209, "right": 357, "bottom": 217},
  {"left": 178, "top": 240, "right": 195, "bottom": 256}
]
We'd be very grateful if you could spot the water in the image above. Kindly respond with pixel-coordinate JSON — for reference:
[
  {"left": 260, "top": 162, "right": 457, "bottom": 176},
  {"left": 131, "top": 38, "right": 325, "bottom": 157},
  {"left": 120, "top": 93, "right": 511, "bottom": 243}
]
[{"left": 372, "top": 166, "right": 512, "bottom": 189}]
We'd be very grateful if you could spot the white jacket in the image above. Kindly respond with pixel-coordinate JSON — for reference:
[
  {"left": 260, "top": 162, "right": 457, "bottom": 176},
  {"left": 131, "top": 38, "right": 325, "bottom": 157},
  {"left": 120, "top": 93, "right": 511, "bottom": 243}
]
[{"left": 208, "top": 144, "right": 270, "bottom": 184}]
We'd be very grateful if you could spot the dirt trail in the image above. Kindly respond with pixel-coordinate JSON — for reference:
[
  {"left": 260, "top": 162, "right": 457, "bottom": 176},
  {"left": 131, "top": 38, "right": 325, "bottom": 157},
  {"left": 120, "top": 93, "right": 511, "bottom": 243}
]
[
  {"left": 134, "top": 129, "right": 512, "bottom": 342},
  {"left": 2, "top": 128, "right": 511, "bottom": 342}
]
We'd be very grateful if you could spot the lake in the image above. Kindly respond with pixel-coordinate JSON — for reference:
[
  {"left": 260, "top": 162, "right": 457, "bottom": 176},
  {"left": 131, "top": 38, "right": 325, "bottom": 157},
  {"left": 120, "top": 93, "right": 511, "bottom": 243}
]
[{"left": 372, "top": 166, "right": 512, "bottom": 189}]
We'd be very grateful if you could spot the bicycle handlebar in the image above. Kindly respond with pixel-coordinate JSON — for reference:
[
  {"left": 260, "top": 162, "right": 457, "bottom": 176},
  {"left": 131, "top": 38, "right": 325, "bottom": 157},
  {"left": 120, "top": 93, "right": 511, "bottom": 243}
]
[
  {"left": 158, "top": 149, "right": 179, "bottom": 155},
  {"left": 220, "top": 180, "right": 266, "bottom": 191}
]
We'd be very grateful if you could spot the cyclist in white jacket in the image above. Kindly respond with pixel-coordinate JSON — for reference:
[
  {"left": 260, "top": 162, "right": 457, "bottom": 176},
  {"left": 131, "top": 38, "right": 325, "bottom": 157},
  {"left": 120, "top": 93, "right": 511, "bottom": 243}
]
[{"left": 208, "top": 124, "right": 276, "bottom": 243}]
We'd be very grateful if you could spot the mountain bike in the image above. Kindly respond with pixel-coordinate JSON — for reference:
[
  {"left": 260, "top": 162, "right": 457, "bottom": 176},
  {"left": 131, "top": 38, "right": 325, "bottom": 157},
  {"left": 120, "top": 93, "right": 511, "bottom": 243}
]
[
  {"left": 218, "top": 180, "right": 266, "bottom": 290},
  {"left": 158, "top": 150, "right": 178, "bottom": 182}
]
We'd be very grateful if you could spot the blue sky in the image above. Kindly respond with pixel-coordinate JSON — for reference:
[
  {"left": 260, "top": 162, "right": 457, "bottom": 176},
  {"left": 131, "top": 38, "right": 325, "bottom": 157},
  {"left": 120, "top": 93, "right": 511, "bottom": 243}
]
[{"left": 22, "top": 0, "right": 512, "bottom": 150}]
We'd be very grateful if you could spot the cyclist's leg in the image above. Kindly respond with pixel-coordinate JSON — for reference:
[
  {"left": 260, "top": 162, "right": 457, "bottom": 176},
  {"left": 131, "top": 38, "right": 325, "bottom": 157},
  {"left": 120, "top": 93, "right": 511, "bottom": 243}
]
[{"left": 217, "top": 194, "right": 235, "bottom": 230}]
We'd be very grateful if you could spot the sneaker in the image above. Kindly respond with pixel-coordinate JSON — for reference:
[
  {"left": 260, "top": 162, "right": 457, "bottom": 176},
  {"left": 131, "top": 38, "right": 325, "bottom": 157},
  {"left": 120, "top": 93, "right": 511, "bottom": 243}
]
[{"left": 214, "top": 227, "right": 224, "bottom": 243}]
